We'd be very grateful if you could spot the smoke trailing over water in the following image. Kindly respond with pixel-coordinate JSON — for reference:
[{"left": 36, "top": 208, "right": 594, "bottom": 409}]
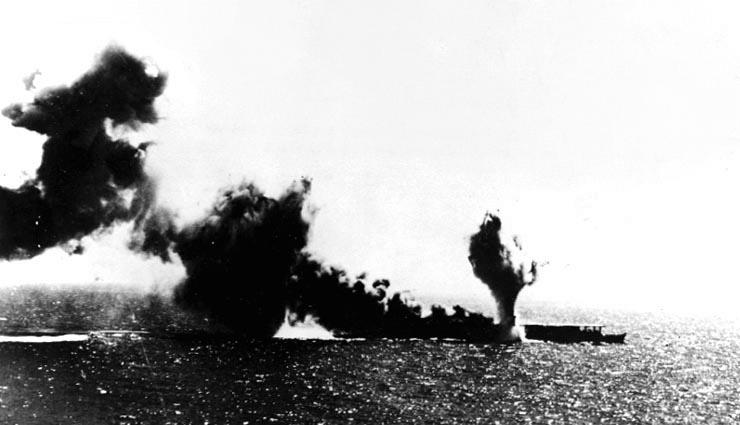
[
  {"left": 468, "top": 213, "right": 538, "bottom": 325},
  {"left": 287, "top": 255, "right": 501, "bottom": 339},
  {"left": 287, "top": 256, "right": 391, "bottom": 335},
  {"left": 0, "top": 46, "right": 166, "bottom": 259}
]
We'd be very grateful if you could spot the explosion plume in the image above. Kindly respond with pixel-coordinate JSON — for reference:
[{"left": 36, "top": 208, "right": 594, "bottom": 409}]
[
  {"left": 468, "top": 213, "right": 538, "bottom": 327},
  {"left": 0, "top": 46, "right": 166, "bottom": 259},
  {"left": 2, "top": 46, "right": 541, "bottom": 342},
  {"left": 172, "top": 180, "right": 312, "bottom": 337}
]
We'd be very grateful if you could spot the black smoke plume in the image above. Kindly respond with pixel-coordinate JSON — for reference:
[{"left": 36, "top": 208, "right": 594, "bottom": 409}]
[
  {"left": 172, "top": 180, "right": 312, "bottom": 338},
  {"left": 287, "top": 256, "right": 390, "bottom": 335},
  {"left": 468, "top": 213, "right": 538, "bottom": 325},
  {"left": 0, "top": 46, "right": 166, "bottom": 259},
  {"left": 2, "top": 46, "right": 540, "bottom": 341},
  {"left": 287, "top": 255, "right": 502, "bottom": 340}
]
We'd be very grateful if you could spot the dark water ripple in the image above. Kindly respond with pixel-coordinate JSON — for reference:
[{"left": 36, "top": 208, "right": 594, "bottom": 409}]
[{"left": 0, "top": 311, "right": 739, "bottom": 424}]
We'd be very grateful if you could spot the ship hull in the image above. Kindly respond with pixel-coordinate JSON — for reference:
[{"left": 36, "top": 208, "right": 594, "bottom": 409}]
[{"left": 523, "top": 324, "right": 625, "bottom": 344}]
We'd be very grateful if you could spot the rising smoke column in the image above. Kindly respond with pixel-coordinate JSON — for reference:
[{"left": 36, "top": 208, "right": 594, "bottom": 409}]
[
  {"left": 172, "top": 180, "right": 312, "bottom": 337},
  {"left": 0, "top": 46, "right": 167, "bottom": 259},
  {"left": 468, "top": 213, "right": 537, "bottom": 325}
]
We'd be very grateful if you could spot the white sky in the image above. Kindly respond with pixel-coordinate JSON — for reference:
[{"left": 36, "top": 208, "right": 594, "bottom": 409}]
[{"left": 0, "top": 1, "right": 739, "bottom": 317}]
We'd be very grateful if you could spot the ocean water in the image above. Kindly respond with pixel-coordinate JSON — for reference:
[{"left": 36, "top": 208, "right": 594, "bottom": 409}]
[{"left": 0, "top": 306, "right": 739, "bottom": 424}]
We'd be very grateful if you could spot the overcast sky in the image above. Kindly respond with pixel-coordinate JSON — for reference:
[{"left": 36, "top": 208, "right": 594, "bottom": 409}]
[{"left": 0, "top": 1, "right": 739, "bottom": 317}]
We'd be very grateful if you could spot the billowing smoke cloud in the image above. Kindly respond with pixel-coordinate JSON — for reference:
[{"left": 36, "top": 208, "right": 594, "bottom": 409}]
[
  {"left": 2, "top": 46, "right": 540, "bottom": 341},
  {"left": 170, "top": 181, "right": 312, "bottom": 337},
  {"left": 287, "top": 256, "right": 390, "bottom": 336},
  {"left": 0, "top": 45, "right": 313, "bottom": 337},
  {"left": 0, "top": 46, "right": 166, "bottom": 259},
  {"left": 468, "top": 213, "right": 538, "bottom": 325}
]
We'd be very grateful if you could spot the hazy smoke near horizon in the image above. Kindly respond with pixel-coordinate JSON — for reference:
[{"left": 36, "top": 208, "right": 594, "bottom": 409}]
[{"left": 0, "top": 46, "right": 166, "bottom": 259}]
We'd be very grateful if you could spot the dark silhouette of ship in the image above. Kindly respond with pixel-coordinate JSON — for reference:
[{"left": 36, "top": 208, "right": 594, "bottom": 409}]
[
  {"left": 523, "top": 324, "right": 626, "bottom": 344},
  {"left": 332, "top": 315, "right": 626, "bottom": 344},
  {"left": 0, "top": 323, "right": 626, "bottom": 344}
]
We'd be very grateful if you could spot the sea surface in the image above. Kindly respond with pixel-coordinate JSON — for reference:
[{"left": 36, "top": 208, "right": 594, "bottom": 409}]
[{"left": 0, "top": 305, "right": 739, "bottom": 424}]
